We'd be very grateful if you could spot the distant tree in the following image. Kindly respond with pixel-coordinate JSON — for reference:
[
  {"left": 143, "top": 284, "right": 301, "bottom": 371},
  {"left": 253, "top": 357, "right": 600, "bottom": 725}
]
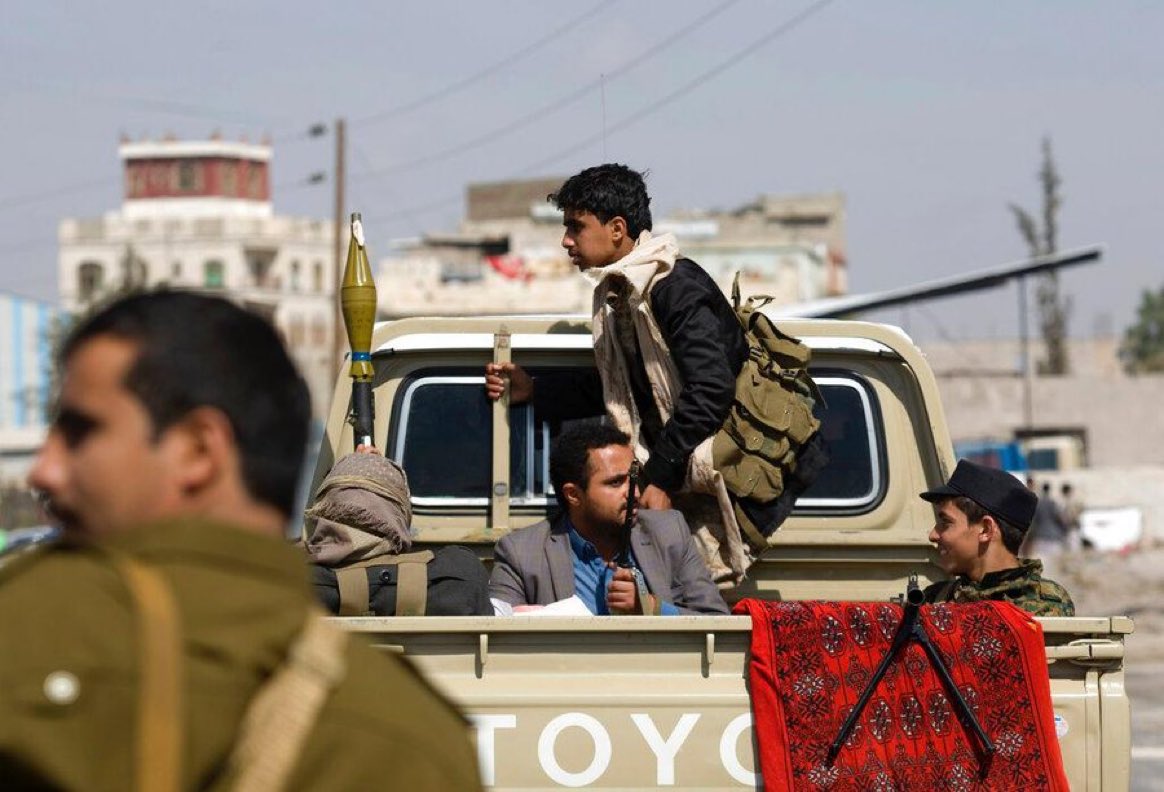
[
  {"left": 1120, "top": 285, "right": 1164, "bottom": 374},
  {"left": 1009, "top": 137, "right": 1072, "bottom": 375}
]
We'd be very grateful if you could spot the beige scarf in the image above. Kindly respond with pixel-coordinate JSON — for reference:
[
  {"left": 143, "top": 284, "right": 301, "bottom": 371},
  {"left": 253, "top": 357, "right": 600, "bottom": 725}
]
[
  {"left": 583, "top": 231, "right": 752, "bottom": 586},
  {"left": 303, "top": 452, "right": 414, "bottom": 567}
]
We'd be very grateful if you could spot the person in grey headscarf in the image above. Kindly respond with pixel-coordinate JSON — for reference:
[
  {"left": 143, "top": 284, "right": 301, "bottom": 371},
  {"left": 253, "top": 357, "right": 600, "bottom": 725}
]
[
  {"left": 304, "top": 447, "right": 491, "bottom": 616},
  {"left": 304, "top": 447, "right": 414, "bottom": 567}
]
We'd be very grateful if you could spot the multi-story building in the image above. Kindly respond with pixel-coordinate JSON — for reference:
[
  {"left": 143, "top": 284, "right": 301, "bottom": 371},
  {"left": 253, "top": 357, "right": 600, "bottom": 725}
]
[
  {"left": 376, "top": 177, "right": 846, "bottom": 317},
  {"left": 57, "top": 136, "right": 336, "bottom": 415}
]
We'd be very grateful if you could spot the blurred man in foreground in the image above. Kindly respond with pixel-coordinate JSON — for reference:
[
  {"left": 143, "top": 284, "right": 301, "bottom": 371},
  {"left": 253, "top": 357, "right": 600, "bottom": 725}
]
[
  {"left": 922, "top": 459, "right": 1074, "bottom": 617},
  {"left": 0, "top": 291, "right": 481, "bottom": 790}
]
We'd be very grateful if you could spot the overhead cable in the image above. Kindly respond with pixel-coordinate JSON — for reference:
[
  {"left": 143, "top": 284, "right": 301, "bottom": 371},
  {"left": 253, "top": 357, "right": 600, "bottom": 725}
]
[
  {"left": 351, "top": 0, "right": 620, "bottom": 129},
  {"left": 360, "top": 0, "right": 837, "bottom": 227},
  {"left": 517, "top": 0, "right": 838, "bottom": 176},
  {"left": 353, "top": 0, "right": 743, "bottom": 182}
]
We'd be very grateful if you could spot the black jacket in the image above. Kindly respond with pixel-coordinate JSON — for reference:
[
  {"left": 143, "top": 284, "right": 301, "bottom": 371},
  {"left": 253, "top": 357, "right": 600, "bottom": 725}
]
[{"left": 534, "top": 258, "right": 747, "bottom": 492}]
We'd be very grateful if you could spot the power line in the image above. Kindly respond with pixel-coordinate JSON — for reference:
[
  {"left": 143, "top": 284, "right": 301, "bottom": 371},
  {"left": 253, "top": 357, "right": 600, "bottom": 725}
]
[
  {"left": 0, "top": 178, "right": 110, "bottom": 211},
  {"left": 359, "top": 0, "right": 837, "bottom": 229},
  {"left": 352, "top": 0, "right": 743, "bottom": 182},
  {"left": 0, "top": 237, "right": 56, "bottom": 256},
  {"left": 517, "top": 0, "right": 838, "bottom": 176},
  {"left": 13, "top": 78, "right": 280, "bottom": 127},
  {"left": 351, "top": 0, "right": 619, "bottom": 129}
]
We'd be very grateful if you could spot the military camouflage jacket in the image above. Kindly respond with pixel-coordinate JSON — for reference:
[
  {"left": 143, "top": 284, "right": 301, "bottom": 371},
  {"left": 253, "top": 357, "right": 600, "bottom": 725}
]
[{"left": 923, "top": 558, "right": 1075, "bottom": 617}]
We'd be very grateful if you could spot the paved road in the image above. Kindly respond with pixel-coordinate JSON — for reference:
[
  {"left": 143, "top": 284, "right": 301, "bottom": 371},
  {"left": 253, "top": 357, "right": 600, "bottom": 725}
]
[{"left": 1130, "top": 664, "right": 1164, "bottom": 792}]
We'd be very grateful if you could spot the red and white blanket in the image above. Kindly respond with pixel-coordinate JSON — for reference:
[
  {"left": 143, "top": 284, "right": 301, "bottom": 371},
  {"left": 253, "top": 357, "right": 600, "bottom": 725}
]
[{"left": 733, "top": 598, "right": 1068, "bottom": 791}]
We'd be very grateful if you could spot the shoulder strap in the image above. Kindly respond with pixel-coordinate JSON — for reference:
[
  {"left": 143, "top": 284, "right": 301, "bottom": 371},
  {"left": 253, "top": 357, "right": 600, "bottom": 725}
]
[
  {"left": 109, "top": 554, "right": 184, "bottom": 792},
  {"left": 333, "top": 550, "right": 435, "bottom": 617},
  {"left": 395, "top": 559, "right": 429, "bottom": 616},
  {"left": 335, "top": 566, "right": 371, "bottom": 616},
  {"left": 229, "top": 609, "right": 349, "bottom": 792}
]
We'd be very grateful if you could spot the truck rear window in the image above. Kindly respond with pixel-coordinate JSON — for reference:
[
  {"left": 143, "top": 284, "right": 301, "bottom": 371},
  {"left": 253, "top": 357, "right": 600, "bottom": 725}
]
[{"left": 390, "top": 369, "right": 884, "bottom": 514}]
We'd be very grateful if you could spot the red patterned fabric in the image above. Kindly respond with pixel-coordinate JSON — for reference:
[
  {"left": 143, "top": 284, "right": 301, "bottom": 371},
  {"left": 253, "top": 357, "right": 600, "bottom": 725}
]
[{"left": 733, "top": 599, "right": 1068, "bottom": 791}]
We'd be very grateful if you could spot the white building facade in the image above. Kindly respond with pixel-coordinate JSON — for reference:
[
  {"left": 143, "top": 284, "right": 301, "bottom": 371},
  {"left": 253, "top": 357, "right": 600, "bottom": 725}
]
[
  {"left": 57, "top": 137, "right": 336, "bottom": 415},
  {"left": 377, "top": 178, "right": 847, "bottom": 317}
]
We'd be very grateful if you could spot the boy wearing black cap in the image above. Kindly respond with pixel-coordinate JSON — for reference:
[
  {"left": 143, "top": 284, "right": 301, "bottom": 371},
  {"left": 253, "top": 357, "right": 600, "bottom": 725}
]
[{"left": 920, "top": 459, "right": 1074, "bottom": 616}]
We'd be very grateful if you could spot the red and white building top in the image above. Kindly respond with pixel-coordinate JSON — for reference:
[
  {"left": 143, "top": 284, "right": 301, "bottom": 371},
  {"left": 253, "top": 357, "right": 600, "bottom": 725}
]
[{"left": 119, "top": 136, "right": 272, "bottom": 219}]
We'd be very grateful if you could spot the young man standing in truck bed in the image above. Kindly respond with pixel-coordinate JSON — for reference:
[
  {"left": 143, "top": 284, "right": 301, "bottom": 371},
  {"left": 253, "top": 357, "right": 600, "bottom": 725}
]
[
  {"left": 487, "top": 163, "right": 748, "bottom": 512},
  {"left": 486, "top": 164, "right": 826, "bottom": 584},
  {"left": 921, "top": 459, "right": 1075, "bottom": 616}
]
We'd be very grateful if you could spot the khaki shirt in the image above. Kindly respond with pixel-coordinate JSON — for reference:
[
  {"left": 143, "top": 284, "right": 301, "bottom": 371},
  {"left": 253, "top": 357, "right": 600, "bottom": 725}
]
[
  {"left": 923, "top": 558, "right": 1075, "bottom": 617},
  {"left": 0, "top": 519, "right": 482, "bottom": 791}
]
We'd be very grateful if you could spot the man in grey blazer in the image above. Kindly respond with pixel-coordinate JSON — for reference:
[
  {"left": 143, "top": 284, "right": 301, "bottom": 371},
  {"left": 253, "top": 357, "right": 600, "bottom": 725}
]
[{"left": 489, "top": 423, "right": 728, "bottom": 615}]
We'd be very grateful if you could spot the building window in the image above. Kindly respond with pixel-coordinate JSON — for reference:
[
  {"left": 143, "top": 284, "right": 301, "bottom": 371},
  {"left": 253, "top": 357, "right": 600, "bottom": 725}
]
[
  {"left": 126, "top": 166, "right": 147, "bottom": 198},
  {"left": 290, "top": 260, "right": 301, "bottom": 292},
  {"left": 171, "top": 260, "right": 182, "bottom": 280},
  {"left": 222, "top": 161, "right": 238, "bottom": 195},
  {"left": 178, "top": 161, "right": 197, "bottom": 192},
  {"left": 78, "top": 261, "right": 105, "bottom": 302},
  {"left": 313, "top": 261, "right": 324, "bottom": 292},
  {"left": 247, "top": 164, "right": 263, "bottom": 198},
  {"left": 122, "top": 252, "right": 148, "bottom": 289},
  {"left": 204, "top": 260, "right": 225, "bottom": 288}
]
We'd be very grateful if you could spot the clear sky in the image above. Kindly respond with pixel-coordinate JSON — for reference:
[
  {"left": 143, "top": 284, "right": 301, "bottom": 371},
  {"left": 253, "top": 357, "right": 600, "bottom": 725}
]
[{"left": 2, "top": 0, "right": 1159, "bottom": 342}]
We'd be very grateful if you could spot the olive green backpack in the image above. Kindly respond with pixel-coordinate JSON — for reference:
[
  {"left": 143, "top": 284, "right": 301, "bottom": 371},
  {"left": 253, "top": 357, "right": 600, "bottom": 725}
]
[{"left": 711, "top": 274, "right": 825, "bottom": 550}]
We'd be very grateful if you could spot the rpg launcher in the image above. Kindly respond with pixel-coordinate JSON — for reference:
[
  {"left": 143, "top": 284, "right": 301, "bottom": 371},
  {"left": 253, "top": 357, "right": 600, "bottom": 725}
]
[{"left": 341, "top": 212, "right": 377, "bottom": 451}]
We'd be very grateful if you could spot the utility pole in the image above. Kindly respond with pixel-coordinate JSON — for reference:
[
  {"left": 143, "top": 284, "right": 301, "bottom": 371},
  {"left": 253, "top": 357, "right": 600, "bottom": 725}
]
[{"left": 331, "top": 118, "right": 346, "bottom": 375}]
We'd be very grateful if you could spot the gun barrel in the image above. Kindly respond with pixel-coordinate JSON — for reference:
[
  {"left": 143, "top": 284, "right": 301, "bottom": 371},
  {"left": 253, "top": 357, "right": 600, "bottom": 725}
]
[{"left": 618, "top": 461, "right": 640, "bottom": 567}]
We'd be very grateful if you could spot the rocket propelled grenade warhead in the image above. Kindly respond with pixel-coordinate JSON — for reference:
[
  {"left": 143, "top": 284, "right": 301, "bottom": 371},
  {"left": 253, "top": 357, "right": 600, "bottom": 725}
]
[{"left": 341, "top": 212, "right": 376, "bottom": 382}]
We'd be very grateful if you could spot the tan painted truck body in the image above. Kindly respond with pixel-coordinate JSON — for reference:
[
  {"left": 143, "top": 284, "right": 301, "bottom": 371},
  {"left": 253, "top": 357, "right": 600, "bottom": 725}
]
[{"left": 312, "top": 314, "right": 1132, "bottom": 790}]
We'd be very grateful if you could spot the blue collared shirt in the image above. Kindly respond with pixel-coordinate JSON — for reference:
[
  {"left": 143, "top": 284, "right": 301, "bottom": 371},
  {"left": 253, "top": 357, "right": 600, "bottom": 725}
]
[{"left": 565, "top": 518, "right": 679, "bottom": 616}]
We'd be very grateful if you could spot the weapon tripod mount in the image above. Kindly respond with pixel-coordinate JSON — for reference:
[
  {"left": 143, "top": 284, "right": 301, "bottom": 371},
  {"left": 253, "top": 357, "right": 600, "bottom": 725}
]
[{"left": 826, "top": 575, "right": 995, "bottom": 766}]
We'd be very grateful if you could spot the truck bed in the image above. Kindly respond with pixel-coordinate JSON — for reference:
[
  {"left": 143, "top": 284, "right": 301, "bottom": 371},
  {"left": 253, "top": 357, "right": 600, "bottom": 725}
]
[{"left": 338, "top": 614, "right": 1132, "bottom": 790}]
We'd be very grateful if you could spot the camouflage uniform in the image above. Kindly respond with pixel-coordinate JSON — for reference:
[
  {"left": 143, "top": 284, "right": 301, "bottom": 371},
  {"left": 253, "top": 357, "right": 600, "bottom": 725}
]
[{"left": 923, "top": 558, "right": 1075, "bottom": 617}]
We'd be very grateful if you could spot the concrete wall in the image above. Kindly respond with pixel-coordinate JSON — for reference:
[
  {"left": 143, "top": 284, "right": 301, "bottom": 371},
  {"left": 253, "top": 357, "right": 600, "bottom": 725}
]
[{"left": 920, "top": 337, "right": 1164, "bottom": 467}]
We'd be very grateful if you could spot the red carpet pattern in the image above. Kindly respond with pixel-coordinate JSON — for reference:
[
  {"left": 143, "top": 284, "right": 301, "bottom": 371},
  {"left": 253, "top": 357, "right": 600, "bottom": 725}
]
[{"left": 733, "top": 599, "right": 1068, "bottom": 791}]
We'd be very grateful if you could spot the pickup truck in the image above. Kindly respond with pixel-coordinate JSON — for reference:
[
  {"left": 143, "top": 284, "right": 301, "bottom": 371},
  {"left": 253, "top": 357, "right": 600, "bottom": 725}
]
[{"left": 310, "top": 313, "right": 1133, "bottom": 790}]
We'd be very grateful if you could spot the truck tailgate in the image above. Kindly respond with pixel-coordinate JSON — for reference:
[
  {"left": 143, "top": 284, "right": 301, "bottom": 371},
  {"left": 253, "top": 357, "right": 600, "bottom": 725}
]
[{"left": 339, "top": 614, "right": 1131, "bottom": 790}]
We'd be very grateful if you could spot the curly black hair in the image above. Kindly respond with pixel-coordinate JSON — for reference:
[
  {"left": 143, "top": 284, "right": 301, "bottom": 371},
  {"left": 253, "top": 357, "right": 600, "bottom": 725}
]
[
  {"left": 549, "top": 163, "right": 653, "bottom": 239},
  {"left": 549, "top": 421, "right": 631, "bottom": 508}
]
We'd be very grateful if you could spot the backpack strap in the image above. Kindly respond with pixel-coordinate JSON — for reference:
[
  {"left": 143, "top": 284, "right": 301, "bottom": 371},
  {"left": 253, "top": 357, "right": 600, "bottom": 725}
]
[
  {"left": 229, "top": 608, "right": 349, "bottom": 792},
  {"left": 395, "top": 557, "right": 430, "bottom": 616},
  {"left": 333, "top": 550, "right": 435, "bottom": 617},
  {"left": 335, "top": 566, "right": 371, "bottom": 616},
  {"left": 109, "top": 554, "right": 184, "bottom": 792}
]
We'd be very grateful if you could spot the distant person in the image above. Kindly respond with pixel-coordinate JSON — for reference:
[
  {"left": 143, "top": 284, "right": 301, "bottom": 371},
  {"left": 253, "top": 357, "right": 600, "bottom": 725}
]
[
  {"left": 489, "top": 423, "right": 728, "bottom": 615},
  {"left": 1060, "top": 482, "right": 1084, "bottom": 551},
  {"left": 921, "top": 460, "right": 1074, "bottom": 616},
  {"left": 2, "top": 292, "right": 481, "bottom": 790},
  {"left": 1025, "top": 481, "right": 1069, "bottom": 559},
  {"left": 485, "top": 163, "right": 826, "bottom": 584}
]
